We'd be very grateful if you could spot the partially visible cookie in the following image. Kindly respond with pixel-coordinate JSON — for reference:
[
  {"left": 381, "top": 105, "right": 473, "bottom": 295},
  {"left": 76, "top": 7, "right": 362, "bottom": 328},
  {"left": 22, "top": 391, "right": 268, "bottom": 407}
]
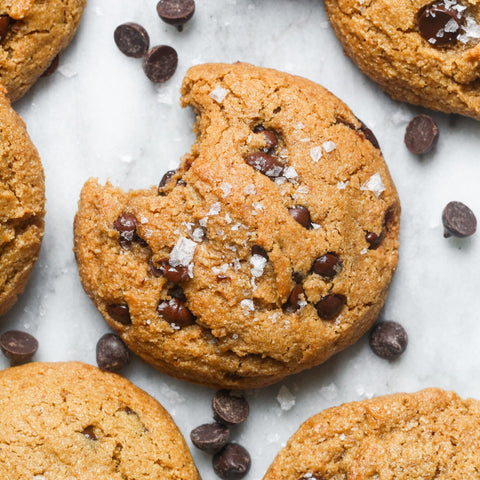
[
  {"left": 0, "top": 85, "right": 45, "bottom": 316},
  {"left": 0, "top": 0, "right": 86, "bottom": 102},
  {"left": 74, "top": 62, "right": 400, "bottom": 389},
  {"left": 324, "top": 0, "right": 480, "bottom": 120},
  {"left": 0, "top": 361, "right": 201, "bottom": 479},
  {"left": 264, "top": 388, "right": 480, "bottom": 479}
]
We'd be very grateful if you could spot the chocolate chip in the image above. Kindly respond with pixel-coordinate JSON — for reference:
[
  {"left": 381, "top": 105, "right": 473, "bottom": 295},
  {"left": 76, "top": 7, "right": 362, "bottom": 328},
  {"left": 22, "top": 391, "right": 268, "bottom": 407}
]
[
  {"left": 442, "top": 201, "right": 477, "bottom": 238},
  {"left": 190, "top": 423, "right": 230, "bottom": 454},
  {"left": 168, "top": 284, "right": 187, "bottom": 301},
  {"left": 143, "top": 45, "right": 178, "bottom": 83},
  {"left": 0, "top": 330, "right": 38, "bottom": 366},
  {"left": 263, "top": 130, "right": 278, "bottom": 151},
  {"left": 283, "top": 284, "right": 306, "bottom": 313},
  {"left": 312, "top": 253, "right": 342, "bottom": 279},
  {"left": 418, "top": 2, "right": 462, "bottom": 46},
  {"left": 41, "top": 55, "right": 59, "bottom": 77},
  {"left": 251, "top": 245, "right": 268, "bottom": 260},
  {"left": 96, "top": 333, "right": 131, "bottom": 372},
  {"left": 107, "top": 304, "right": 132, "bottom": 325},
  {"left": 359, "top": 121, "right": 380, "bottom": 149},
  {"left": 152, "top": 258, "right": 190, "bottom": 282},
  {"left": 316, "top": 294, "right": 346, "bottom": 320},
  {"left": 114, "top": 23, "right": 150, "bottom": 58},
  {"left": 369, "top": 321, "right": 408, "bottom": 360},
  {"left": 158, "top": 169, "right": 176, "bottom": 194},
  {"left": 212, "top": 390, "right": 249, "bottom": 425},
  {"left": 299, "top": 476, "right": 325, "bottom": 480},
  {"left": 82, "top": 425, "right": 97, "bottom": 441},
  {"left": 288, "top": 206, "right": 311, "bottom": 229},
  {"left": 404, "top": 114, "right": 439, "bottom": 154},
  {"left": 213, "top": 443, "right": 251, "bottom": 480},
  {"left": 156, "top": 0, "right": 195, "bottom": 31},
  {"left": 244, "top": 152, "right": 284, "bottom": 178},
  {"left": 366, "top": 231, "right": 383, "bottom": 249},
  {"left": 216, "top": 274, "right": 231, "bottom": 282},
  {"left": 113, "top": 213, "right": 138, "bottom": 243},
  {"left": 253, "top": 125, "right": 265, "bottom": 132},
  {"left": 157, "top": 298, "right": 195, "bottom": 327},
  {"left": 0, "top": 15, "right": 10, "bottom": 42}
]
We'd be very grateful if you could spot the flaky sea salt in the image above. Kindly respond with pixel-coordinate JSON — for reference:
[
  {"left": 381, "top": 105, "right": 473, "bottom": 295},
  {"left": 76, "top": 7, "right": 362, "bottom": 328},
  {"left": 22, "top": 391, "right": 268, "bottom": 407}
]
[
  {"left": 283, "top": 166, "right": 298, "bottom": 179},
  {"left": 208, "top": 202, "right": 221, "bottom": 216},
  {"left": 250, "top": 254, "right": 267, "bottom": 277},
  {"left": 360, "top": 173, "right": 385, "bottom": 198},
  {"left": 297, "top": 185, "right": 309, "bottom": 194},
  {"left": 337, "top": 180, "right": 349, "bottom": 190},
  {"left": 295, "top": 122, "right": 305, "bottom": 130},
  {"left": 277, "top": 385, "right": 295, "bottom": 411},
  {"left": 240, "top": 299, "right": 254, "bottom": 311},
  {"left": 199, "top": 217, "right": 208, "bottom": 227},
  {"left": 322, "top": 140, "right": 336, "bottom": 152},
  {"left": 310, "top": 146, "right": 322, "bottom": 162},
  {"left": 225, "top": 213, "right": 232, "bottom": 224},
  {"left": 360, "top": 247, "right": 368, "bottom": 255},
  {"left": 311, "top": 223, "right": 321, "bottom": 230},
  {"left": 320, "top": 382, "right": 339, "bottom": 401},
  {"left": 210, "top": 86, "right": 228, "bottom": 103},
  {"left": 192, "top": 228, "right": 205, "bottom": 242},
  {"left": 244, "top": 184, "right": 256, "bottom": 195},
  {"left": 458, "top": 16, "right": 480, "bottom": 43},
  {"left": 169, "top": 236, "right": 197, "bottom": 267},
  {"left": 220, "top": 182, "right": 232, "bottom": 197}
]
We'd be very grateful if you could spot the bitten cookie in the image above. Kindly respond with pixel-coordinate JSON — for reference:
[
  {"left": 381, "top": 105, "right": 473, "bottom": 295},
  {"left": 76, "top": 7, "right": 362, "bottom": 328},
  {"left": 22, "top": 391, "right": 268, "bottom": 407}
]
[
  {"left": 0, "top": 362, "right": 201, "bottom": 479},
  {"left": 74, "top": 63, "right": 400, "bottom": 389},
  {"left": 264, "top": 388, "right": 480, "bottom": 479},
  {"left": 324, "top": 0, "right": 480, "bottom": 120},
  {"left": 0, "top": 85, "right": 45, "bottom": 316},
  {"left": 0, "top": 0, "right": 86, "bottom": 102}
]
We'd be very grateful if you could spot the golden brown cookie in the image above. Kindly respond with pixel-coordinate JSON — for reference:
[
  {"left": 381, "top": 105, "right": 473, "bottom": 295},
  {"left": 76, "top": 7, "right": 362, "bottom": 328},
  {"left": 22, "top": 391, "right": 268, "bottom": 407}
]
[
  {"left": 0, "top": 85, "right": 45, "bottom": 316},
  {"left": 324, "top": 0, "right": 480, "bottom": 120},
  {"left": 264, "top": 388, "right": 480, "bottom": 480},
  {"left": 74, "top": 62, "right": 400, "bottom": 389},
  {"left": 0, "top": 0, "right": 86, "bottom": 102},
  {"left": 0, "top": 361, "right": 201, "bottom": 479}
]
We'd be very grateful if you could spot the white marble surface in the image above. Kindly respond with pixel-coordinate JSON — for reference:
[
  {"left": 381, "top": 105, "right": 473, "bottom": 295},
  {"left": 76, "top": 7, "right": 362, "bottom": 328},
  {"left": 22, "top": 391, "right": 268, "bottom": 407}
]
[{"left": 3, "top": 0, "right": 480, "bottom": 478}]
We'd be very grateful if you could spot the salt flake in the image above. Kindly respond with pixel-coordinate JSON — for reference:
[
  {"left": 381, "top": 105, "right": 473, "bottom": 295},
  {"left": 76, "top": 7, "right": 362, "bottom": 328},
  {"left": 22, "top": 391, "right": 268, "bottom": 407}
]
[
  {"left": 250, "top": 254, "right": 267, "bottom": 277},
  {"left": 240, "top": 299, "right": 254, "bottom": 311},
  {"left": 210, "top": 86, "right": 228, "bottom": 103},
  {"left": 310, "top": 146, "right": 322, "bottom": 162},
  {"left": 220, "top": 182, "right": 232, "bottom": 197},
  {"left": 360, "top": 173, "right": 385, "bottom": 198},
  {"left": 169, "top": 236, "right": 197, "bottom": 267},
  {"left": 277, "top": 385, "right": 295, "bottom": 411},
  {"left": 284, "top": 166, "right": 298, "bottom": 179},
  {"left": 322, "top": 140, "right": 336, "bottom": 152}
]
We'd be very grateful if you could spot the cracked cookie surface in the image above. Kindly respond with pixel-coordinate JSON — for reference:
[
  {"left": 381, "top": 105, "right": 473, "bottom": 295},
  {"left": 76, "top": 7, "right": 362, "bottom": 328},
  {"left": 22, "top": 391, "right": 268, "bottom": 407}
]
[
  {"left": 264, "top": 388, "right": 480, "bottom": 480},
  {"left": 0, "top": 0, "right": 86, "bottom": 102},
  {"left": 0, "top": 361, "right": 200, "bottom": 480},
  {"left": 74, "top": 63, "right": 400, "bottom": 389},
  {"left": 324, "top": 0, "right": 480, "bottom": 120},
  {"left": 0, "top": 85, "right": 44, "bottom": 316}
]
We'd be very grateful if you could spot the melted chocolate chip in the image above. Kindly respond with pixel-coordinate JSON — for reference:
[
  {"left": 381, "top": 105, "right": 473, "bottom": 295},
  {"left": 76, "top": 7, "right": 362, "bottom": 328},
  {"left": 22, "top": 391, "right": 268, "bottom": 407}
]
[
  {"left": 96, "top": 333, "right": 131, "bottom": 372},
  {"left": 369, "top": 321, "right": 408, "bottom": 360},
  {"left": 82, "top": 426, "right": 97, "bottom": 441},
  {"left": 316, "top": 294, "right": 346, "bottom": 320},
  {"left": 157, "top": 298, "right": 195, "bottom": 327},
  {"left": 41, "top": 55, "right": 60, "bottom": 77},
  {"left": 359, "top": 121, "right": 380, "bottom": 149},
  {"left": 213, "top": 390, "right": 249, "bottom": 425},
  {"left": 283, "top": 284, "right": 306, "bottom": 313},
  {"left": 0, "top": 330, "right": 38, "bottom": 366},
  {"left": 158, "top": 169, "right": 177, "bottom": 194},
  {"left": 288, "top": 206, "right": 312, "bottom": 229},
  {"left": 216, "top": 274, "right": 231, "bottom": 282},
  {"left": 261, "top": 130, "right": 278, "bottom": 152},
  {"left": 0, "top": 15, "right": 10, "bottom": 42},
  {"left": 107, "top": 304, "right": 132, "bottom": 325},
  {"left": 213, "top": 443, "right": 251, "bottom": 480},
  {"left": 244, "top": 152, "right": 284, "bottom": 178},
  {"left": 299, "top": 476, "right": 325, "bottom": 480},
  {"left": 404, "top": 114, "right": 439, "bottom": 154},
  {"left": 143, "top": 45, "right": 178, "bottom": 83},
  {"left": 418, "top": 2, "right": 462, "bottom": 46},
  {"left": 251, "top": 245, "right": 268, "bottom": 260},
  {"left": 156, "top": 0, "right": 195, "bottom": 31},
  {"left": 366, "top": 231, "right": 383, "bottom": 249},
  {"left": 312, "top": 253, "right": 342, "bottom": 279},
  {"left": 152, "top": 258, "right": 189, "bottom": 282},
  {"left": 442, "top": 201, "right": 477, "bottom": 238},
  {"left": 113, "top": 213, "right": 138, "bottom": 243},
  {"left": 114, "top": 23, "right": 150, "bottom": 58},
  {"left": 253, "top": 125, "right": 265, "bottom": 132},
  {"left": 191, "top": 423, "right": 230, "bottom": 454}
]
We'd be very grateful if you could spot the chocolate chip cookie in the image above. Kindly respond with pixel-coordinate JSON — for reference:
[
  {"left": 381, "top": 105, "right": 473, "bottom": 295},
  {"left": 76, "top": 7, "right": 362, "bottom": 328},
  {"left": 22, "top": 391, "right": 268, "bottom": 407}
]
[
  {"left": 0, "top": 85, "right": 45, "bottom": 316},
  {"left": 264, "top": 388, "right": 480, "bottom": 479},
  {"left": 74, "top": 62, "right": 400, "bottom": 389},
  {"left": 0, "top": 361, "right": 200, "bottom": 479},
  {"left": 0, "top": 0, "right": 86, "bottom": 102},
  {"left": 324, "top": 0, "right": 480, "bottom": 120}
]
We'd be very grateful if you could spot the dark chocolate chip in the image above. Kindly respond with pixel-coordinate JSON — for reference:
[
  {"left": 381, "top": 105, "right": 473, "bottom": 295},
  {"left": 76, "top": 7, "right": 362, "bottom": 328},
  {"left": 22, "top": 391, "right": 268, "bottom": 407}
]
[
  {"left": 418, "top": 2, "right": 462, "bottom": 46},
  {"left": 369, "top": 321, "right": 408, "bottom": 360},
  {"left": 404, "top": 114, "right": 439, "bottom": 154},
  {"left": 212, "top": 390, "right": 249, "bottom": 425},
  {"left": 114, "top": 22, "right": 150, "bottom": 58},
  {"left": 156, "top": 0, "right": 195, "bottom": 31},
  {"left": 158, "top": 169, "right": 177, "bottom": 194},
  {"left": 299, "top": 476, "right": 325, "bottom": 480},
  {"left": 312, "top": 253, "right": 342, "bottom": 279},
  {"left": 41, "top": 55, "right": 59, "bottom": 77},
  {"left": 213, "top": 443, "right": 251, "bottom": 480},
  {"left": 107, "top": 304, "right": 132, "bottom": 325},
  {"left": 292, "top": 271, "right": 303, "bottom": 284},
  {"left": 96, "top": 333, "right": 131, "bottom": 372},
  {"left": 143, "top": 45, "right": 178, "bottom": 83},
  {"left": 262, "top": 130, "right": 278, "bottom": 152},
  {"left": 366, "top": 231, "right": 383, "bottom": 249},
  {"left": 152, "top": 258, "right": 190, "bottom": 282},
  {"left": 283, "top": 284, "right": 306, "bottom": 313},
  {"left": 124, "top": 406, "right": 137, "bottom": 415},
  {"left": 177, "top": 179, "right": 187, "bottom": 187},
  {"left": 216, "top": 274, "right": 231, "bottom": 282},
  {"left": 0, "top": 15, "right": 10, "bottom": 42},
  {"left": 359, "top": 121, "right": 380, "bottom": 149},
  {"left": 190, "top": 422, "right": 230, "bottom": 454},
  {"left": 113, "top": 213, "right": 138, "bottom": 243},
  {"left": 316, "top": 294, "right": 346, "bottom": 320},
  {"left": 157, "top": 298, "right": 195, "bottom": 327},
  {"left": 253, "top": 125, "right": 265, "bottom": 132},
  {"left": 442, "top": 201, "right": 477, "bottom": 238},
  {"left": 244, "top": 152, "right": 284, "bottom": 178},
  {"left": 82, "top": 425, "right": 97, "bottom": 441},
  {"left": 168, "top": 284, "right": 187, "bottom": 301},
  {"left": 251, "top": 245, "right": 268, "bottom": 260},
  {"left": 288, "top": 206, "right": 311, "bottom": 229},
  {"left": 0, "top": 330, "right": 38, "bottom": 366}
]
